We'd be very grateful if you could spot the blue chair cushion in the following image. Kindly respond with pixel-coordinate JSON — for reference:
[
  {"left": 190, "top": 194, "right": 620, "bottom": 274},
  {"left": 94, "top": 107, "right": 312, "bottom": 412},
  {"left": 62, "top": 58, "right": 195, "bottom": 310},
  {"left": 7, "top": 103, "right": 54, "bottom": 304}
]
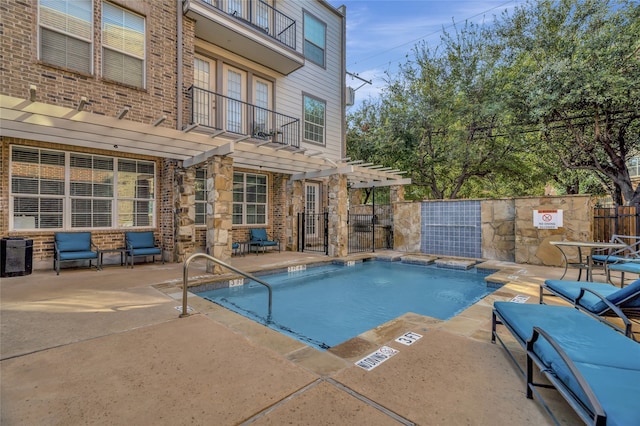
[
  {"left": 255, "top": 240, "right": 278, "bottom": 247},
  {"left": 591, "top": 254, "right": 629, "bottom": 263},
  {"left": 608, "top": 262, "right": 640, "bottom": 274},
  {"left": 494, "top": 302, "right": 640, "bottom": 426},
  {"left": 59, "top": 250, "right": 98, "bottom": 261},
  {"left": 544, "top": 279, "right": 640, "bottom": 313},
  {"left": 130, "top": 247, "right": 161, "bottom": 256},
  {"left": 232, "top": 242, "right": 240, "bottom": 250},
  {"left": 250, "top": 228, "right": 269, "bottom": 242},
  {"left": 55, "top": 232, "right": 92, "bottom": 252},
  {"left": 126, "top": 231, "right": 156, "bottom": 249}
]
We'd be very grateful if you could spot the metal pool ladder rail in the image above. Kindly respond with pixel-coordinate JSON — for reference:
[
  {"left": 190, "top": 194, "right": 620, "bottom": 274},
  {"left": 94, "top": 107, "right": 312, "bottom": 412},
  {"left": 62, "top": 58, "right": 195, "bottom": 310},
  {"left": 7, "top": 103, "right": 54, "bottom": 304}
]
[{"left": 180, "top": 253, "right": 273, "bottom": 318}]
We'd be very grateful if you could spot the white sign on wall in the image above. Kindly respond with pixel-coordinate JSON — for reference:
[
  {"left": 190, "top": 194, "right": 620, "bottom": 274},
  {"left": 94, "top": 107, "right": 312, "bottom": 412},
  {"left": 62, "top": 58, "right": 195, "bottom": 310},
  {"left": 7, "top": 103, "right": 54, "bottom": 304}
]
[{"left": 533, "top": 209, "right": 563, "bottom": 229}]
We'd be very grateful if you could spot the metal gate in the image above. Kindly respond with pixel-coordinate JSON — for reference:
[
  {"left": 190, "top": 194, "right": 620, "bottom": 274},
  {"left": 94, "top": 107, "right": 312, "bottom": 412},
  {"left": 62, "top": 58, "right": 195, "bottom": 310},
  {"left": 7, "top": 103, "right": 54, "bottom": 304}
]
[
  {"left": 298, "top": 212, "right": 328, "bottom": 254},
  {"left": 347, "top": 212, "right": 393, "bottom": 253}
]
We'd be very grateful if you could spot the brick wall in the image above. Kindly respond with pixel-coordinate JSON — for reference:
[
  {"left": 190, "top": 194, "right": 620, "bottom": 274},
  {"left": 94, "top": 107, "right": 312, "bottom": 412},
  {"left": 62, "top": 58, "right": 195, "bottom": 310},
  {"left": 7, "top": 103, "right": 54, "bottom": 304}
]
[{"left": 1, "top": 0, "right": 181, "bottom": 128}]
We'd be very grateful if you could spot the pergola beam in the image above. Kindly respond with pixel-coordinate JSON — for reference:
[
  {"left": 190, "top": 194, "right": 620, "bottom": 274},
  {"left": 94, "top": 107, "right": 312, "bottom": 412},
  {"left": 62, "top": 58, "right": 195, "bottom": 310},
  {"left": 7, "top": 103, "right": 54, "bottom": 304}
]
[{"left": 182, "top": 142, "right": 234, "bottom": 168}]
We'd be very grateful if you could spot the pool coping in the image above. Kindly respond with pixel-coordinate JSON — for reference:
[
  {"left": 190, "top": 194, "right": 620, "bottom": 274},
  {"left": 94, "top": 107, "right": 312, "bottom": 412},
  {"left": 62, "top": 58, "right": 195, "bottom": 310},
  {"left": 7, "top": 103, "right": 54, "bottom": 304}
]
[{"left": 155, "top": 253, "right": 538, "bottom": 375}]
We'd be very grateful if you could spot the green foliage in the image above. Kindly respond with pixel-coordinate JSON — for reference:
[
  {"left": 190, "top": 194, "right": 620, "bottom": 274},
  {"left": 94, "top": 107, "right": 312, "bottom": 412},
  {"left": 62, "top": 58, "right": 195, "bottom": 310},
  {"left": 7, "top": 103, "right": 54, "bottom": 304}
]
[{"left": 346, "top": 0, "right": 640, "bottom": 204}]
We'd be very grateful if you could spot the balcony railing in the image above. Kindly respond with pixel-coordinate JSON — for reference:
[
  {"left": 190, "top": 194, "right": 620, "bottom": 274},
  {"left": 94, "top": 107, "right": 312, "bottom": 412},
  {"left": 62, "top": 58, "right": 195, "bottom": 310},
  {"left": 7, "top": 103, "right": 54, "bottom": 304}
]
[
  {"left": 201, "top": 0, "right": 296, "bottom": 50},
  {"left": 188, "top": 85, "right": 300, "bottom": 148}
]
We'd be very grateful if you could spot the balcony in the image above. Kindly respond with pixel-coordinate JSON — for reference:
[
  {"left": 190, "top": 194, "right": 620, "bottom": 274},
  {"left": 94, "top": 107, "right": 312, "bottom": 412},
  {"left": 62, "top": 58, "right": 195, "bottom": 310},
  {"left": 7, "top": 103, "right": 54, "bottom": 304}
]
[
  {"left": 188, "top": 86, "right": 300, "bottom": 148},
  {"left": 183, "top": 0, "right": 304, "bottom": 75}
]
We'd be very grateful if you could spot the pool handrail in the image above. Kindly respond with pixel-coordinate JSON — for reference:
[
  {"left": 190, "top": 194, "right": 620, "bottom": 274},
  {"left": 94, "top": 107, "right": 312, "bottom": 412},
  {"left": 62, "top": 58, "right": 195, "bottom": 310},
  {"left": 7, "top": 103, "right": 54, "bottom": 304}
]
[{"left": 181, "top": 253, "right": 273, "bottom": 318}]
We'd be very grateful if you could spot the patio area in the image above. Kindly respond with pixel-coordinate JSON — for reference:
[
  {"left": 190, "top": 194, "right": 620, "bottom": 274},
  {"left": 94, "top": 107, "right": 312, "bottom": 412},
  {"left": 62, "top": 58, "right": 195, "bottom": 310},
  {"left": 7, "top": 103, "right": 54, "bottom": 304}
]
[{"left": 1, "top": 251, "right": 587, "bottom": 425}]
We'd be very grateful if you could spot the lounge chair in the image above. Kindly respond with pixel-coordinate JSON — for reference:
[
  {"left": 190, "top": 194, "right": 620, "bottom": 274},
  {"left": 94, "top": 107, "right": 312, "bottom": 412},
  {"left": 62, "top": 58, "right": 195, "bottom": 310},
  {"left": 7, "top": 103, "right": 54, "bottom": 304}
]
[
  {"left": 249, "top": 228, "right": 280, "bottom": 254},
  {"left": 607, "top": 261, "right": 640, "bottom": 286},
  {"left": 125, "top": 231, "right": 163, "bottom": 268},
  {"left": 492, "top": 301, "right": 640, "bottom": 426},
  {"left": 540, "top": 279, "right": 640, "bottom": 337},
  {"left": 591, "top": 235, "right": 640, "bottom": 282},
  {"left": 54, "top": 232, "right": 100, "bottom": 275}
]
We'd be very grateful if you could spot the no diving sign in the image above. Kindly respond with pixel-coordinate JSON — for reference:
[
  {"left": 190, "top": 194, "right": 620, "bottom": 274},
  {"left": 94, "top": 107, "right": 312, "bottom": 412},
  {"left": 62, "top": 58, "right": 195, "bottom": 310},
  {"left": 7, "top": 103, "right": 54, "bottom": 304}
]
[{"left": 533, "top": 209, "right": 563, "bottom": 229}]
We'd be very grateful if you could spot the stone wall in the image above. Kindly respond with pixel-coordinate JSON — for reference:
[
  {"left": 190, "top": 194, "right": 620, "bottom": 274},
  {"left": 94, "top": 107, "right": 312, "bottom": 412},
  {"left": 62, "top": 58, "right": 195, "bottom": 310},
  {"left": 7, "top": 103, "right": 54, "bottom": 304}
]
[
  {"left": 394, "top": 195, "right": 593, "bottom": 266},
  {"left": 515, "top": 195, "right": 592, "bottom": 266},
  {"left": 481, "top": 199, "right": 515, "bottom": 262},
  {"left": 393, "top": 202, "right": 421, "bottom": 252}
]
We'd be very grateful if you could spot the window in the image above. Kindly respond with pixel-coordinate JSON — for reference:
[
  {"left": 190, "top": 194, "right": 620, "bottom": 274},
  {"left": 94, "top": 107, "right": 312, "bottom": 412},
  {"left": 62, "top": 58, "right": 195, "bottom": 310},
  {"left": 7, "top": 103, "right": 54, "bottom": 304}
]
[
  {"left": 70, "top": 154, "right": 113, "bottom": 227},
  {"left": 304, "top": 12, "right": 325, "bottom": 67},
  {"left": 38, "top": 0, "right": 93, "bottom": 74},
  {"left": 628, "top": 157, "right": 640, "bottom": 178},
  {"left": 303, "top": 95, "right": 325, "bottom": 144},
  {"left": 193, "top": 57, "right": 215, "bottom": 127},
  {"left": 102, "top": 2, "right": 145, "bottom": 88},
  {"left": 9, "top": 146, "right": 155, "bottom": 230},
  {"left": 195, "top": 169, "right": 207, "bottom": 226},
  {"left": 233, "top": 172, "right": 267, "bottom": 225}
]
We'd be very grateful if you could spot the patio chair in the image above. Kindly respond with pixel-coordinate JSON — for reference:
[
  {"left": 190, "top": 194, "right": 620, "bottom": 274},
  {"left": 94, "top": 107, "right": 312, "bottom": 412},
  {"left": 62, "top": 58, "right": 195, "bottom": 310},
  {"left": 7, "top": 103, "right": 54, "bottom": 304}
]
[
  {"left": 607, "top": 261, "right": 640, "bottom": 286},
  {"left": 540, "top": 278, "right": 640, "bottom": 337},
  {"left": 125, "top": 231, "right": 163, "bottom": 268},
  {"left": 249, "top": 228, "right": 280, "bottom": 254},
  {"left": 491, "top": 301, "right": 640, "bottom": 426},
  {"left": 591, "top": 234, "right": 640, "bottom": 280},
  {"left": 54, "top": 232, "right": 100, "bottom": 275}
]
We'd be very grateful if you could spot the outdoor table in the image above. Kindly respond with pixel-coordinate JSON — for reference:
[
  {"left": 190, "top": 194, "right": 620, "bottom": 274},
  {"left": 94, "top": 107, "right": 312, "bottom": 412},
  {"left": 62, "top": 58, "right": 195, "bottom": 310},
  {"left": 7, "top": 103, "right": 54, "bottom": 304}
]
[
  {"left": 99, "top": 247, "right": 128, "bottom": 268},
  {"left": 550, "top": 240, "right": 627, "bottom": 281}
]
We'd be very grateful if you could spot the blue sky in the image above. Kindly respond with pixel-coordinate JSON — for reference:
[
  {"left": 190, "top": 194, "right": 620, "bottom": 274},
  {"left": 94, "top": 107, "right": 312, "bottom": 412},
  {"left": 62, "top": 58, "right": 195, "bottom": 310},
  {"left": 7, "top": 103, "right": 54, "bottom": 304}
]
[{"left": 327, "top": 0, "right": 525, "bottom": 107}]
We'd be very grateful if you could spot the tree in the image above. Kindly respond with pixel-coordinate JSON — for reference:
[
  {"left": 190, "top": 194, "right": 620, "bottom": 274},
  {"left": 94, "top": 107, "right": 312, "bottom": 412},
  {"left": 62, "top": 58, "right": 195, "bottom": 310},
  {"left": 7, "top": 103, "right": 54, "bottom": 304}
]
[
  {"left": 346, "top": 20, "right": 550, "bottom": 199},
  {"left": 499, "top": 0, "right": 640, "bottom": 205}
]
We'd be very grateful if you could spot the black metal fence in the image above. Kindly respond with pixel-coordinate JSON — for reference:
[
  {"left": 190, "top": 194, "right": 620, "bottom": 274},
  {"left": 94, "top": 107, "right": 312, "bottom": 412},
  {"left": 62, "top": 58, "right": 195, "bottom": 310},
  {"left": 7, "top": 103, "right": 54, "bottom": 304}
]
[
  {"left": 201, "top": 0, "right": 297, "bottom": 50},
  {"left": 297, "top": 212, "right": 328, "bottom": 254},
  {"left": 593, "top": 206, "right": 639, "bottom": 242},
  {"left": 188, "top": 86, "right": 300, "bottom": 147},
  {"left": 347, "top": 213, "right": 393, "bottom": 254}
]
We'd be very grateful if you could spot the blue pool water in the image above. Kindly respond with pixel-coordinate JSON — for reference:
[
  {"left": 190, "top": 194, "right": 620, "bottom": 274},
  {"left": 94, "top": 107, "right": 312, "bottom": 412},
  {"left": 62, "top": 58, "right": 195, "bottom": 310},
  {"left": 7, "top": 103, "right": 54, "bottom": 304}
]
[{"left": 197, "top": 261, "right": 497, "bottom": 350}]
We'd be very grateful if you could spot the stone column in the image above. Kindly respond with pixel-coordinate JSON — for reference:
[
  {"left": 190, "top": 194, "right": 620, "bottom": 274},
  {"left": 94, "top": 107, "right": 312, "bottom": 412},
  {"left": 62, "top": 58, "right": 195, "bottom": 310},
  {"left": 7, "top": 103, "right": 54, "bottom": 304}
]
[
  {"left": 287, "top": 179, "right": 305, "bottom": 251},
  {"left": 173, "top": 167, "right": 196, "bottom": 262},
  {"left": 206, "top": 156, "right": 234, "bottom": 273},
  {"left": 328, "top": 174, "right": 348, "bottom": 257},
  {"left": 390, "top": 185, "right": 405, "bottom": 203},
  {"left": 349, "top": 187, "right": 364, "bottom": 205}
]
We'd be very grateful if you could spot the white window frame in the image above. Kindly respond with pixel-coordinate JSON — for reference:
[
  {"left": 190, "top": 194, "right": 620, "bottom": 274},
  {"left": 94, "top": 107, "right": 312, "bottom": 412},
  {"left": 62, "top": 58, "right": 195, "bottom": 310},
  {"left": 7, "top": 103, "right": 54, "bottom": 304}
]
[
  {"left": 38, "top": 0, "right": 93, "bottom": 74},
  {"left": 195, "top": 168, "right": 208, "bottom": 226},
  {"left": 303, "top": 94, "right": 326, "bottom": 145},
  {"left": 101, "top": 1, "right": 146, "bottom": 88},
  {"left": 233, "top": 172, "right": 268, "bottom": 226},
  {"left": 9, "top": 146, "right": 156, "bottom": 231},
  {"left": 303, "top": 11, "right": 326, "bottom": 68}
]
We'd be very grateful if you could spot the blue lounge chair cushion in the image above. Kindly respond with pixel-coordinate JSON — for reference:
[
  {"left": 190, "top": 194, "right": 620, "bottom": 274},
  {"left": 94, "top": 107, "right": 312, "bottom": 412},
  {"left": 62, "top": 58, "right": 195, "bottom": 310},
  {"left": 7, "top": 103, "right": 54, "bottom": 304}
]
[
  {"left": 608, "top": 262, "right": 640, "bottom": 274},
  {"left": 55, "top": 232, "right": 93, "bottom": 253},
  {"left": 232, "top": 242, "right": 239, "bottom": 249},
  {"left": 494, "top": 302, "right": 639, "bottom": 368},
  {"left": 544, "top": 279, "right": 640, "bottom": 313},
  {"left": 494, "top": 302, "right": 640, "bottom": 426},
  {"left": 591, "top": 254, "right": 629, "bottom": 263}
]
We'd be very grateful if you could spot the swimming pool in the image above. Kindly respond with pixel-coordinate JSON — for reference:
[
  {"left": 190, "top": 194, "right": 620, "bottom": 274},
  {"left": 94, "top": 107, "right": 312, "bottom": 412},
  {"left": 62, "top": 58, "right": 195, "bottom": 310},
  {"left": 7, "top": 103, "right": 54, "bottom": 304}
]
[{"left": 197, "top": 261, "right": 498, "bottom": 350}]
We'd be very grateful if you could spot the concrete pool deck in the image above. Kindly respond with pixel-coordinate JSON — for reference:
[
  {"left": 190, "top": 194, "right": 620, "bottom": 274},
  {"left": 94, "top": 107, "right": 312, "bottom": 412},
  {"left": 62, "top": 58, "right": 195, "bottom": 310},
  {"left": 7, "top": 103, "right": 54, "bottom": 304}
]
[{"left": 2, "top": 251, "right": 618, "bottom": 425}]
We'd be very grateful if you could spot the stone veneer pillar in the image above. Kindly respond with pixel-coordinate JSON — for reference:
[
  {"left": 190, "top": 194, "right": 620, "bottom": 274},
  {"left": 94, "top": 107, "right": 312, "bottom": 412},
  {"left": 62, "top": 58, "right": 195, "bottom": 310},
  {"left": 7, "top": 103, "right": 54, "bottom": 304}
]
[
  {"left": 173, "top": 167, "right": 195, "bottom": 262},
  {"left": 390, "top": 185, "right": 405, "bottom": 203},
  {"left": 206, "top": 156, "right": 234, "bottom": 273},
  {"left": 286, "top": 179, "right": 305, "bottom": 251},
  {"left": 327, "top": 174, "right": 348, "bottom": 257}
]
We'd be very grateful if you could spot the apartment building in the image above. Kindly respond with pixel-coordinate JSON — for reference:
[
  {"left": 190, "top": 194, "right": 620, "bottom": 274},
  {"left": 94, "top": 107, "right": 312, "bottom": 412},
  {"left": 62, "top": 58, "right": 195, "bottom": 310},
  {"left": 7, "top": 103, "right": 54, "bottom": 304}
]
[{"left": 1, "top": 0, "right": 409, "bottom": 270}]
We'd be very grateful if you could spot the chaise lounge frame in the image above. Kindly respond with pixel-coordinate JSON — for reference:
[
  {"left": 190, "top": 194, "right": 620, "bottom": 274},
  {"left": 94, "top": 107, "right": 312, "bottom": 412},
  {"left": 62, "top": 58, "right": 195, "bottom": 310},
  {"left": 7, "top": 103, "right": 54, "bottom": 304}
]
[{"left": 492, "top": 301, "right": 640, "bottom": 426}]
